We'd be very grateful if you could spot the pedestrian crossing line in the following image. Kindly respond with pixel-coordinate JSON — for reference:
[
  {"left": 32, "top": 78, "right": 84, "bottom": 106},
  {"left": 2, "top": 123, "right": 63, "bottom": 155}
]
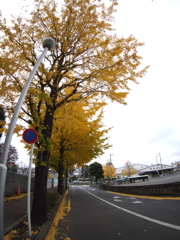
[{"left": 81, "top": 187, "right": 180, "bottom": 231}]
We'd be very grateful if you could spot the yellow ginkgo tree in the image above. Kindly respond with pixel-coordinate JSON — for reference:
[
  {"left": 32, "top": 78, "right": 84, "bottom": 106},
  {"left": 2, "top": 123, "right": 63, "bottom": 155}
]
[
  {"left": 50, "top": 98, "right": 111, "bottom": 194},
  {"left": 0, "top": 0, "right": 148, "bottom": 223},
  {"left": 103, "top": 163, "right": 117, "bottom": 179},
  {"left": 121, "top": 160, "right": 137, "bottom": 177}
]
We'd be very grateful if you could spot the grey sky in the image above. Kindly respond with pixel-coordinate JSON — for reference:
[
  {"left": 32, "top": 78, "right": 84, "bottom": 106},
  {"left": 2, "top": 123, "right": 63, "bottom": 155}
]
[{"left": 94, "top": 0, "right": 180, "bottom": 167}]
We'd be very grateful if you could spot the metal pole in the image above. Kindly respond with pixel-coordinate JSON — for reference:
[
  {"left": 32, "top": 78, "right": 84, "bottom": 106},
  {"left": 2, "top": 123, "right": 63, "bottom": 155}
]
[
  {"left": 0, "top": 38, "right": 55, "bottom": 239},
  {"left": 156, "top": 153, "right": 160, "bottom": 177},
  {"left": 159, "top": 152, "right": 163, "bottom": 176},
  {"left": 110, "top": 154, "right": 112, "bottom": 183},
  {"left": 27, "top": 143, "right": 34, "bottom": 237}
]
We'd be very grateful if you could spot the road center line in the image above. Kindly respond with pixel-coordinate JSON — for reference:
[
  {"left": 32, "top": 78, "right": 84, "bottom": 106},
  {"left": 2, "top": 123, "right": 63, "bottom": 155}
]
[{"left": 81, "top": 187, "right": 180, "bottom": 231}]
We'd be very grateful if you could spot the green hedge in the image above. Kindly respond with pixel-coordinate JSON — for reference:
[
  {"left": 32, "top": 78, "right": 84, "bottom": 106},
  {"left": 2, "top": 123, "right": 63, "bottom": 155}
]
[{"left": 46, "top": 191, "right": 59, "bottom": 214}]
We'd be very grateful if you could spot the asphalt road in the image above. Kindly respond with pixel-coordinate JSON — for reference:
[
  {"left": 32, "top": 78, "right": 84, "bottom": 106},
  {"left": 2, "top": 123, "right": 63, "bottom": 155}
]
[{"left": 54, "top": 185, "right": 180, "bottom": 240}]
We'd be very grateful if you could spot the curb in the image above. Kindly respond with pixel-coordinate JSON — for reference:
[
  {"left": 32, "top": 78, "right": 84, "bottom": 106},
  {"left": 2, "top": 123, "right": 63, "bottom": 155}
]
[
  {"left": 4, "top": 215, "right": 27, "bottom": 235},
  {"left": 34, "top": 193, "right": 65, "bottom": 240}
]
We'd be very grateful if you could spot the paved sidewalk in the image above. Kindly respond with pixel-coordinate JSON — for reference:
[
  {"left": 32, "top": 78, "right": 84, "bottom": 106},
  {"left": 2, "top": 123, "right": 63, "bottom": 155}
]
[
  {"left": 4, "top": 187, "right": 58, "bottom": 236},
  {"left": 4, "top": 193, "right": 30, "bottom": 235}
]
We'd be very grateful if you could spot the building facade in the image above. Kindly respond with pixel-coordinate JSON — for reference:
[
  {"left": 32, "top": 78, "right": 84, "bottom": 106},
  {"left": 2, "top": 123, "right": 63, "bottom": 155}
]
[
  {"left": 138, "top": 164, "right": 174, "bottom": 178},
  {"left": 116, "top": 163, "right": 149, "bottom": 178}
]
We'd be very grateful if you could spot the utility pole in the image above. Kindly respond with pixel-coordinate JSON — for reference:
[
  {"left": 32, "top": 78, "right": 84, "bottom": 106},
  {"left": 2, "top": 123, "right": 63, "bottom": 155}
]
[
  {"left": 110, "top": 154, "right": 113, "bottom": 183},
  {"left": 156, "top": 153, "right": 163, "bottom": 176},
  {"left": 156, "top": 154, "right": 160, "bottom": 177},
  {"left": 159, "top": 152, "right": 163, "bottom": 176}
]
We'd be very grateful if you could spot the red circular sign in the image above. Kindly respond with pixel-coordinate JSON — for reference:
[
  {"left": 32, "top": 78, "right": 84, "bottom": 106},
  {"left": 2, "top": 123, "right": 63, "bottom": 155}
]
[{"left": 23, "top": 129, "right": 38, "bottom": 144}]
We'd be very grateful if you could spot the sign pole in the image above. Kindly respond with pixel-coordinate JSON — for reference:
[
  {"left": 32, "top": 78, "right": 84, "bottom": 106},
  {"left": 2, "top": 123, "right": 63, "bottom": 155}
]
[
  {"left": 27, "top": 143, "right": 34, "bottom": 236},
  {"left": 23, "top": 128, "right": 38, "bottom": 237}
]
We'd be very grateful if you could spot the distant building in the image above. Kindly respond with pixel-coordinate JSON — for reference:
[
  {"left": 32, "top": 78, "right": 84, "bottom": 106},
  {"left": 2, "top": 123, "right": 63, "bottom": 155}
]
[
  {"left": 116, "top": 163, "right": 149, "bottom": 178},
  {"left": 138, "top": 164, "right": 174, "bottom": 178},
  {"left": 116, "top": 167, "right": 124, "bottom": 178},
  {"left": 172, "top": 161, "right": 180, "bottom": 172},
  {"left": 133, "top": 163, "right": 149, "bottom": 171},
  {"left": 73, "top": 166, "right": 82, "bottom": 178},
  {"left": 17, "top": 167, "right": 35, "bottom": 176}
]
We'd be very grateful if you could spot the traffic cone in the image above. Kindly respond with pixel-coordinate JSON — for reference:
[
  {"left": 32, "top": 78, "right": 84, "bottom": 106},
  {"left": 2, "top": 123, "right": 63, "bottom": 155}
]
[{"left": 16, "top": 185, "right": 21, "bottom": 196}]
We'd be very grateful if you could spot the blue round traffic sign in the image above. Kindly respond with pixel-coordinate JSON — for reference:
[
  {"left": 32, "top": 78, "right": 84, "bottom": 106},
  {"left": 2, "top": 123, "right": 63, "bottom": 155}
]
[{"left": 23, "top": 129, "right": 38, "bottom": 144}]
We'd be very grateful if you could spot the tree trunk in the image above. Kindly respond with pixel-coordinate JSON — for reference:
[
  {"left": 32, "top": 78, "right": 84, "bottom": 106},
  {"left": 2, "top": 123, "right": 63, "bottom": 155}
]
[
  {"left": 31, "top": 107, "right": 54, "bottom": 224},
  {"left": 64, "top": 168, "right": 68, "bottom": 189},
  {"left": 31, "top": 164, "right": 48, "bottom": 225},
  {"left": 57, "top": 161, "right": 64, "bottom": 195},
  {"left": 58, "top": 173, "right": 63, "bottom": 195}
]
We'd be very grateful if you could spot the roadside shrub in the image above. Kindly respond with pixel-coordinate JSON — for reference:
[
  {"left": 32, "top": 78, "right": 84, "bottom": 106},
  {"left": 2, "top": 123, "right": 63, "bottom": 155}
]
[{"left": 46, "top": 191, "right": 59, "bottom": 214}]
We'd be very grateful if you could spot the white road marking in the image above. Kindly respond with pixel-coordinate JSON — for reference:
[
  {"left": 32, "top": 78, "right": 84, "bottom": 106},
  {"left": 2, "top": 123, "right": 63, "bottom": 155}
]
[
  {"left": 113, "top": 196, "right": 123, "bottom": 202},
  {"left": 81, "top": 187, "right": 180, "bottom": 231},
  {"left": 132, "top": 201, "right": 143, "bottom": 204},
  {"left": 113, "top": 196, "right": 142, "bottom": 203},
  {"left": 87, "top": 188, "right": 96, "bottom": 191}
]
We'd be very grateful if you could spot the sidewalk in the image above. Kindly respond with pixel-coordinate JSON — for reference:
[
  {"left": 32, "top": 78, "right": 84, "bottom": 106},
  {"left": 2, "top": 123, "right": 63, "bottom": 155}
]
[
  {"left": 4, "top": 187, "right": 60, "bottom": 239},
  {"left": 4, "top": 193, "right": 30, "bottom": 235}
]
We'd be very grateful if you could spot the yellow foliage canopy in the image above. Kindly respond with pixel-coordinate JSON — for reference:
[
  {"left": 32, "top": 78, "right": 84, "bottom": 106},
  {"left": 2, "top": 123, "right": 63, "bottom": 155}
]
[
  {"left": 50, "top": 98, "right": 111, "bottom": 169},
  {"left": 0, "top": 0, "right": 148, "bottom": 157},
  {"left": 103, "top": 163, "right": 117, "bottom": 178},
  {"left": 121, "top": 160, "right": 137, "bottom": 177},
  {"left": 0, "top": 0, "right": 148, "bottom": 131}
]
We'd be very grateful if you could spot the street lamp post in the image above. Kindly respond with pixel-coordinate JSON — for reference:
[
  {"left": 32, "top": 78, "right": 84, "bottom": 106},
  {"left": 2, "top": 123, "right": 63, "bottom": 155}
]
[{"left": 0, "top": 38, "right": 55, "bottom": 239}]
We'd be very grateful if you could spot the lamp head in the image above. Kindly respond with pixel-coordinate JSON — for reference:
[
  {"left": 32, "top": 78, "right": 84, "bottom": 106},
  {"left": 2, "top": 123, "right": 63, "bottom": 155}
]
[{"left": 42, "top": 38, "right": 55, "bottom": 51}]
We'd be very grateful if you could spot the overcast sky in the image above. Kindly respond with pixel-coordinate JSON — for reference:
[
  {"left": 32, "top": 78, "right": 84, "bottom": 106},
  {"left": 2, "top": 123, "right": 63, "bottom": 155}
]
[
  {"left": 94, "top": 0, "right": 180, "bottom": 168},
  {"left": 1, "top": 0, "right": 180, "bottom": 168}
]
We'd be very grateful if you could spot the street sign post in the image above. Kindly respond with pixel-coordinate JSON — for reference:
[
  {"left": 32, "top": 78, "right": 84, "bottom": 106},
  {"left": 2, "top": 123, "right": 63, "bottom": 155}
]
[
  {"left": 23, "top": 129, "right": 38, "bottom": 237},
  {"left": 23, "top": 129, "right": 38, "bottom": 144}
]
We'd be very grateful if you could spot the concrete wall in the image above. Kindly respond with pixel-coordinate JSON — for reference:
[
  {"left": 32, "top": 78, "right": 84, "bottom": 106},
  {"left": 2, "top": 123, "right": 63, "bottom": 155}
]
[
  {"left": 100, "top": 182, "right": 180, "bottom": 196},
  {"left": 5, "top": 172, "right": 35, "bottom": 197}
]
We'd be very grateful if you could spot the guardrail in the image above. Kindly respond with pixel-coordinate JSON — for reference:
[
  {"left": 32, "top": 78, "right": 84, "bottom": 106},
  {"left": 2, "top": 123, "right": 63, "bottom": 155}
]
[{"left": 100, "top": 182, "right": 180, "bottom": 196}]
